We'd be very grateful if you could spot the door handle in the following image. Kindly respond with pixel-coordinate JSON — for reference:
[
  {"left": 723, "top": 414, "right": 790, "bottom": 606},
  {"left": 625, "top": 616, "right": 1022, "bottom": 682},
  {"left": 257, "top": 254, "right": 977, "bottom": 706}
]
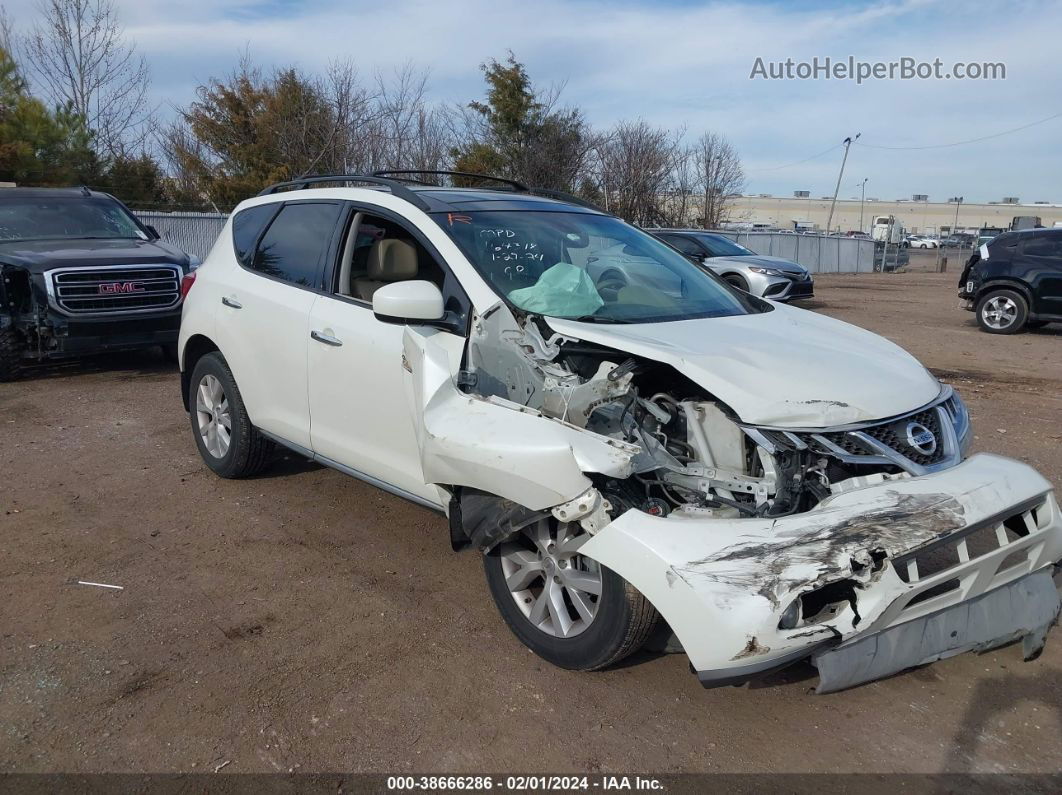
[
  {"left": 222, "top": 296, "right": 242, "bottom": 309},
  {"left": 311, "top": 330, "right": 343, "bottom": 347}
]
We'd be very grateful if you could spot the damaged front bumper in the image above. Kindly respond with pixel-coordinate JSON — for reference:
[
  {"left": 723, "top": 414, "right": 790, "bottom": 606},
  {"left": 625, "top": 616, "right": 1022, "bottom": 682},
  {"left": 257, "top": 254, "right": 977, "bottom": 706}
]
[{"left": 579, "top": 453, "right": 1062, "bottom": 692}]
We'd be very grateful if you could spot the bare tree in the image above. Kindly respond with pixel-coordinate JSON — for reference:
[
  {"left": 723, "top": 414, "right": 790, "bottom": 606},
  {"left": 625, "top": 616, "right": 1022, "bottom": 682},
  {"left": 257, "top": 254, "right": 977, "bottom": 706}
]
[
  {"left": 693, "top": 131, "right": 744, "bottom": 228},
  {"left": 590, "top": 120, "right": 683, "bottom": 225},
  {"left": 0, "top": 6, "right": 15, "bottom": 56},
  {"left": 21, "top": 0, "right": 151, "bottom": 156}
]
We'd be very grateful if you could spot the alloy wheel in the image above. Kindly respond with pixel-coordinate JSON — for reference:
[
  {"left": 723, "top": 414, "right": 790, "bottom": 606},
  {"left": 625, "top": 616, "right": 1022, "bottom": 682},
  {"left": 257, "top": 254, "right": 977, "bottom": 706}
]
[
  {"left": 195, "top": 374, "right": 232, "bottom": 458},
  {"left": 498, "top": 520, "right": 602, "bottom": 638},
  {"left": 981, "top": 295, "right": 1018, "bottom": 330}
]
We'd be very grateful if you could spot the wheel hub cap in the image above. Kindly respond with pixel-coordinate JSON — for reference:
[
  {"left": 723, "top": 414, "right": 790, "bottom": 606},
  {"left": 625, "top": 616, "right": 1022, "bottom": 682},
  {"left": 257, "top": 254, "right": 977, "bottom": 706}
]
[
  {"left": 499, "top": 520, "right": 602, "bottom": 638},
  {"left": 983, "top": 296, "right": 1017, "bottom": 329},
  {"left": 195, "top": 374, "right": 232, "bottom": 458}
]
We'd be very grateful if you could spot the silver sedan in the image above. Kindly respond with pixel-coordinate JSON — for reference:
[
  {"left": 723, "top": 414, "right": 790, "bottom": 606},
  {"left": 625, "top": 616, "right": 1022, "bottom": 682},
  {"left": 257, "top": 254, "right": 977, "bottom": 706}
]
[{"left": 652, "top": 230, "right": 815, "bottom": 301}]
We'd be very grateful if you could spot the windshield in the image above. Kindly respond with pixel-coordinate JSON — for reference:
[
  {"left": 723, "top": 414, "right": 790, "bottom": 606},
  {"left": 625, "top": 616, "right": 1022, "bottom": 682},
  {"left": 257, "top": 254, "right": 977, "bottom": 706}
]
[
  {"left": 699, "top": 234, "right": 755, "bottom": 257},
  {"left": 434, "top": 210, "right": 757, "bottom": 323},
  {"left": 0, "top": 197, "right": 146, "bottom": 243}
]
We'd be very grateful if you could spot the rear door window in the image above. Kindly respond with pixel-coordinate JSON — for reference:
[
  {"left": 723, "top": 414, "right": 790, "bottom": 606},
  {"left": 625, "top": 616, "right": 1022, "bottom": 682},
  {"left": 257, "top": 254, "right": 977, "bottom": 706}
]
[
  {"left": 231, "top": 203, "right": 279, "bottom": 267},
  {"left": 1021, "top": 236, "right": 1062, "bottom": 259},
  {"left": 252, "top": 202, "right": 343, "bottom": 287}
]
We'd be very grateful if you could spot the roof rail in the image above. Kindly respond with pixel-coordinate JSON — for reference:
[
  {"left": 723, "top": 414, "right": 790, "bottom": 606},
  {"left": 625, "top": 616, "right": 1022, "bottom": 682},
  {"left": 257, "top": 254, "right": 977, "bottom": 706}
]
[
  {"left": 372, "top": 170, "right": 529, "bottom": 192},
  {"left": 372, "top": 170, "right": 608, "bottom": 214},
  {"left": 527, "top": 187, "right": 606, "bottom": 213},
  {"left": 256, "top": 174, "right": 430, "bottom": 211}
]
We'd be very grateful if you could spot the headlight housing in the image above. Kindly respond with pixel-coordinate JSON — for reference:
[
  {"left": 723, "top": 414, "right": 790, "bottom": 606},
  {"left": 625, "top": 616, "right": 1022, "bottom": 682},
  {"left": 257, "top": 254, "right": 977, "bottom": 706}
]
[
  {"left": 946, "top": 390, "right": 972, "bottom": 455},
  {"left": 748, "top": 266, "right": 785, "bottom": 276}
]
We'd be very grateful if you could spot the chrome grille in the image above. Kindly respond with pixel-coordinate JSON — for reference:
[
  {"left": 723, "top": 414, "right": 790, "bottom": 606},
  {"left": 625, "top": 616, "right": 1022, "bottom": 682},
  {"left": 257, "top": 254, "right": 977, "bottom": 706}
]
[
  {"left": 861, "top": 407, "right": 946, "bottom": 467},
  {"left": 745, "top": 391, "right": 969, "bottom": 476},
  {"left": 50, "top": 265, "right": 181, "bottom": 315}
]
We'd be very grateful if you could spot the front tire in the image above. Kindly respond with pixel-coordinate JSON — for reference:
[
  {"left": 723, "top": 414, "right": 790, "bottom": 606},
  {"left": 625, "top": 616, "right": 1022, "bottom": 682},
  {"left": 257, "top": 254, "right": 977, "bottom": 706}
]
[
  {"left": 0, "top": 326, "right": 23, "bottom": 382},
  {"left": 976, "top": 289, "right": 1029, "bottom": 334},
  {"left": 188, "top": 352, "right": 274, "bottom": 478},
  {"left": 724, "top": 274, "right": 750, "bottom": 293},
  {"left": 484, "top": 518, "right": 658, "bottom": 671}
]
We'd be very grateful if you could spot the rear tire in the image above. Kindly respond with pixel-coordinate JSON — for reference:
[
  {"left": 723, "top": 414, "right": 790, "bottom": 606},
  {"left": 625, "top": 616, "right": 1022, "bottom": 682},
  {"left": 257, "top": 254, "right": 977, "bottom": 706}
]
[
  {"left": 484, "top": 518, "right": 658, "bottom": 671},
  {"left": 976, "top": 289, "right": 1028, "bottom": 334},
  {"left": 0, "top": 326, "right": 23, "bottom": 382},
  {"left": 188, "top": 352, "right": 274, "bottom": 478}
]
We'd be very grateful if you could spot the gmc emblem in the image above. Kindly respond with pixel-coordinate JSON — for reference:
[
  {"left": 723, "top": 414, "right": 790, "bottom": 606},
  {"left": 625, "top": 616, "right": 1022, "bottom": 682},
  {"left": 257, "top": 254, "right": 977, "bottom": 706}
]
[{"left": 98, "top": 282, "right": 146, "bottom": 294}]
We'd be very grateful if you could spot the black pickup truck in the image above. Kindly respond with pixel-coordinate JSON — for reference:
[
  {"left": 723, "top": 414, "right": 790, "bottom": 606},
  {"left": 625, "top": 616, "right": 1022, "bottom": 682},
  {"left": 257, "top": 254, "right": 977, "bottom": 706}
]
[{"left": 0, "top": 187, "right": 193, "bottom": 380}]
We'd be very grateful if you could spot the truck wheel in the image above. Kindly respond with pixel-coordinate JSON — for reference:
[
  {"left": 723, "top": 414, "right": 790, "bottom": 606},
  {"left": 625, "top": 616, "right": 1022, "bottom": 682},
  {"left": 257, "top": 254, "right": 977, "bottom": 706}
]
[
  {"left": 188, "top": 352, "right": 274, "bottom": 478},
  {"left": 0, "top": 326, "right": 23, "bottom": 382},
  {"left": 976, "top": 289, "right": 1028, "bottom": 334},
  {"left": 161, "top": 343, "right": 179, "bottom": 364},
  {"left": 484, "top": 518, "right": 658, "bottom": 671}
]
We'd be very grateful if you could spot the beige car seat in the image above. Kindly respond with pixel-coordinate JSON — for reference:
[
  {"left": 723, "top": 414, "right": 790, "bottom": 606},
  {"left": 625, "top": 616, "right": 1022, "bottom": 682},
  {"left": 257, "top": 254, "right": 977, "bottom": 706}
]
[{"left": 351, "top": 238, "right": 419, "bottom": 301}]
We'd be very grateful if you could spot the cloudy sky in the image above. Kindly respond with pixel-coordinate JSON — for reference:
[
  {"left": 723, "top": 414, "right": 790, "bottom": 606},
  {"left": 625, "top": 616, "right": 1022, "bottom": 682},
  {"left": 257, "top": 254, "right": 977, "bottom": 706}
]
[{"left": 6, "top": 0, "right": 1061, "bottom": 202}]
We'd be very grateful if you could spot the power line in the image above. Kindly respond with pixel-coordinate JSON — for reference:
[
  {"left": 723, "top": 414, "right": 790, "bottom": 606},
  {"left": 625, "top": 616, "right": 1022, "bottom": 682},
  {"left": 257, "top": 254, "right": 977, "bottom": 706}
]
[
  {"left": 854, "top": 111, "right": 1062, "bottom": 151},
  {"left": 745, "top": 142, "right": 843, "bottom": 173}
]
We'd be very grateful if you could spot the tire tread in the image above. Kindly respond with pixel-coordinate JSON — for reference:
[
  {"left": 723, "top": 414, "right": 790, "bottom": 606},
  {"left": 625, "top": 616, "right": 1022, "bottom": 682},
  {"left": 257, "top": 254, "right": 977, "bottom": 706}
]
[
  {"left": 586, "top": 582, "right": 659, "bottom": 671},
  {"left": 0, "top": 326, "right": 23, "bottom": 382}
]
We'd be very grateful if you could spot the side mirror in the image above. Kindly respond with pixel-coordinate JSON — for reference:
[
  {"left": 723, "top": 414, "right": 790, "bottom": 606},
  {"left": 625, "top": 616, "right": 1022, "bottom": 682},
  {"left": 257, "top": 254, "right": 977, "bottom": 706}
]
[{"left": 372, "top": 280, "right": 445, "bottom": 324}]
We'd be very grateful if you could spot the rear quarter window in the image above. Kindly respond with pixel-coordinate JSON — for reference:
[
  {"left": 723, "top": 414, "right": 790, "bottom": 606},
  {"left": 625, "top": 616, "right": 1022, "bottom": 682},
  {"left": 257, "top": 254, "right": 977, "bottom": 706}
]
[{"left": 231, "top": 203, "right": 280, "bottom": 267}]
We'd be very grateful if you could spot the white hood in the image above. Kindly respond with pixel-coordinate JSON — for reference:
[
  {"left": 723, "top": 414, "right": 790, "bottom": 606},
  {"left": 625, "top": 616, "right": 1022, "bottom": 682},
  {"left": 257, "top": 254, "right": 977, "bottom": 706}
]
[{"left": 545, "top": 303, "right": 941, "bottom": 428}]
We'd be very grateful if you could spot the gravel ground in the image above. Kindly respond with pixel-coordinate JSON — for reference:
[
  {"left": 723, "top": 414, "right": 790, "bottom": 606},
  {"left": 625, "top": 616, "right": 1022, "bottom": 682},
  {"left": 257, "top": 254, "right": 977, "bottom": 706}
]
[{"left": 1, "top": 269, "right": 1060, "bottom": 774}]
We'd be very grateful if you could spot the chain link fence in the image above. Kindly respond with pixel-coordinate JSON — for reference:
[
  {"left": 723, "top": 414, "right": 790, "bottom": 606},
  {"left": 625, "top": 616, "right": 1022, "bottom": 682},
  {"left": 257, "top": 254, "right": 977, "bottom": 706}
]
[
  {"left": 712, "top": 231, "right": 879, "bottom": 273},
  {"left": 133, "top": 211, "right": 229, "bottom": 261}
]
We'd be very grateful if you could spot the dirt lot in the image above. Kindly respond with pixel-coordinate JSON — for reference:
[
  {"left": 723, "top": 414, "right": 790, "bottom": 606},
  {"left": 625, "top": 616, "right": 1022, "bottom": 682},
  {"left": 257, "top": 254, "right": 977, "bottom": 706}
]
[{"left": 2, "top": 270, "right": 1061, "bottom": 775}]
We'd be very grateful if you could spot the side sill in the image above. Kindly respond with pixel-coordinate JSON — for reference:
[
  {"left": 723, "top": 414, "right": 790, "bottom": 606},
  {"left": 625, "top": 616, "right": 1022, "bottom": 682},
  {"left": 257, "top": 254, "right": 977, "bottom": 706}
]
[{"left": 259, "top": 430, "right": 446, "bottom": 514}]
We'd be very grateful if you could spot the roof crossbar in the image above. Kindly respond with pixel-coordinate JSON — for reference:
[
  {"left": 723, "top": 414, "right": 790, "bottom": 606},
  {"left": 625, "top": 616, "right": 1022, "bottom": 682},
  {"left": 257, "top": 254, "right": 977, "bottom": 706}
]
[{"left": 256, "top": 174, "right": 430, "bottom": 211}]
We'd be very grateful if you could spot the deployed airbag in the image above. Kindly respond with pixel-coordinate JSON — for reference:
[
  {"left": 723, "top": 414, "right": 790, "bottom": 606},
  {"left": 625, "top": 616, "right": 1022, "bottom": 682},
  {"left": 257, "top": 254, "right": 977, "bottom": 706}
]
[{"left": 508, "top": 262, "right": 604, "bottom": 317}]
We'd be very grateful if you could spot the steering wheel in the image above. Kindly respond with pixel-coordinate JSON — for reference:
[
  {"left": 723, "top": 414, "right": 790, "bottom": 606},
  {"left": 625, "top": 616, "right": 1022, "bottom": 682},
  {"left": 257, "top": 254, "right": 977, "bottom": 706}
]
[{"left": 596, "top": 269, "right": 629, "bottom": 301}]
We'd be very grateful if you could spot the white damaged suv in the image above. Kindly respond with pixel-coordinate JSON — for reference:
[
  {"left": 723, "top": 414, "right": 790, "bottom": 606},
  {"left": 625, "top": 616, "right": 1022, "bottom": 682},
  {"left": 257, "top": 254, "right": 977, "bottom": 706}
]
[{"left": 178, "top": 172, "right": 1062, "bottom": 692}]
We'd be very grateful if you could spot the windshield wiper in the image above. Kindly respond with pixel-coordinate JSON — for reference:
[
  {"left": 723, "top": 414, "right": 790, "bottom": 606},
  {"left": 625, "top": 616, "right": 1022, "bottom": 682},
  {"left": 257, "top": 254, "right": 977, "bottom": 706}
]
[{"left": 565, "top": 315, "right": 636, "bottom": 324}]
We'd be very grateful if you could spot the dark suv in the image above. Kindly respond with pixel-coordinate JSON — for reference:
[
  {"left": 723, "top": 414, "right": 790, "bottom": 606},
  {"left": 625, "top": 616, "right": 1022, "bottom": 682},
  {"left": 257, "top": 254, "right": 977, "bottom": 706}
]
[
  {"left": 958, "top": 228, "right": 1062, "bottom": 334},
  {"left": 0, "top": 187, "right": 194, "bottom": 380}
]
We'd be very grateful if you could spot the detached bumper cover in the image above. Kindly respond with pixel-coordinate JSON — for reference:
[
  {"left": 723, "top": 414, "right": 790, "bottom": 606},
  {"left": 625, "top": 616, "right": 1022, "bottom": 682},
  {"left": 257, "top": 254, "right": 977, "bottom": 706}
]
[
  {"left": 580, "top": 453, "right": 1062, "bottom": 691},
  {"left": 813, "top": 568, "right": 1060, "bottom": 693}
]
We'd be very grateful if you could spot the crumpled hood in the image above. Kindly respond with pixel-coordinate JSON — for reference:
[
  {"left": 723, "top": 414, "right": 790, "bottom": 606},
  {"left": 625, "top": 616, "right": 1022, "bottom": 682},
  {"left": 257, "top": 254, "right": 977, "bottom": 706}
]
[
  {"left": 712, "top": 254, "right": 807, "bottom": 274},
  {"left": 545, "top": 303, "right": 941, "bottom": 428}
]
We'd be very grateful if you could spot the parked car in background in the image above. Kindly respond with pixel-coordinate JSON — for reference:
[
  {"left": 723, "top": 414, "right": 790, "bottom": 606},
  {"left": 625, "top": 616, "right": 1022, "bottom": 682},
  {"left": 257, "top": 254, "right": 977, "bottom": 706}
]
[
  {"left": 650, "top": 229, "right": 814, "bottom": 301},
  {"left": 0, "top": 187, "right": 195, "bottom": 381},
  {"left": 943, "top": 234, "right": 974, "bottom": 248},
  {"left": 904, "top": 235, "right": 939, "bottom": 249},
  {"left": 176, "top": 171, "right": 1062, "bottom": 693},
  {"left": 959, "top": 228, "right": 1062, "bottom": 333}
]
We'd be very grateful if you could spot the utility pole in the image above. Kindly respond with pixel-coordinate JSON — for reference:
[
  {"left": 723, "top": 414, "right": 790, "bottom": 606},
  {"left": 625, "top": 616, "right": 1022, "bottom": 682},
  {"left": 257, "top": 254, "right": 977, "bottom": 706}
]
[
  {"left": 858, "top": 178, "right": 868, "bottom": 233},
  {"left": 826, "top": 133, "right": 860, "bottom": 235},
  {"left": 951, "top": 196, "right": 963, "bottom": 238}
]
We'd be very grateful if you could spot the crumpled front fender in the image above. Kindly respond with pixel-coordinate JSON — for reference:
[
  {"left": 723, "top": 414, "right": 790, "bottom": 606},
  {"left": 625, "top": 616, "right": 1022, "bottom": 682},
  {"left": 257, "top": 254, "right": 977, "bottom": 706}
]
[
  {"left": 580, "top": 453, "right": 1062, "bottom": 683},
  {"left": 403, "top": 326, "right": 638, "bottom": 511}
]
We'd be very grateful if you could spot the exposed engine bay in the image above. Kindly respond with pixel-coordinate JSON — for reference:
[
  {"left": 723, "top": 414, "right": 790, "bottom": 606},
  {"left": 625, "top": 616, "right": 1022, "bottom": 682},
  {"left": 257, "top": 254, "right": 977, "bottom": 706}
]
[{"left": 463, "top": 308, "right": 933, "bottom": 525}]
